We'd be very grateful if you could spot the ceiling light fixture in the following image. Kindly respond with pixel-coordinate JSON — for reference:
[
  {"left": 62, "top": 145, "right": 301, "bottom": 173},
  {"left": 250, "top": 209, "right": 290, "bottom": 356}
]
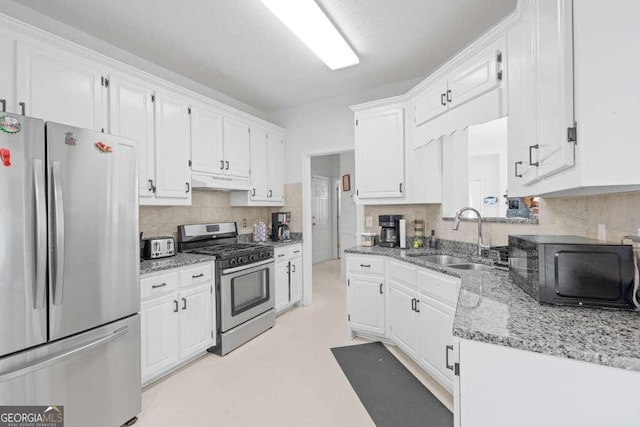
[{"left": 259, "top": 0, "right": 359, "bottom": 70}]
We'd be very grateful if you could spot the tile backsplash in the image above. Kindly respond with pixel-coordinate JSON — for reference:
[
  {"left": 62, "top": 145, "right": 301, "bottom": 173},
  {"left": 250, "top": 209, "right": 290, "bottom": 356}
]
[
  {"left": 364, "top": 191, "right": 640, "bottom": 246},
  {"left": 140, "top": 184, "right": 305, "bottom": 241}
]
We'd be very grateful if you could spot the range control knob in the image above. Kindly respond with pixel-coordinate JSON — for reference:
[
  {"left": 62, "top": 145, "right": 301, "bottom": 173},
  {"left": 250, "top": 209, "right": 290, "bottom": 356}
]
[
  {"left": 229, "top": 258, "right": 237, "bottom": 266},
  {"left": 237, "top": 257, "right": 244, "bottom": 264},
  {"left": 249, "top": 254, "right": 256, "bottom": 261}
]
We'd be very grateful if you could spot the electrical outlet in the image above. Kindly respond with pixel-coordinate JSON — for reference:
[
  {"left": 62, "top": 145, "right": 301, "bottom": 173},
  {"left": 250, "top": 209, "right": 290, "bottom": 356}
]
[
  {"left": 598, "top": 224, "right": 606, "bottom": 241},
  {"left": 242, "top": 218, "right": 247, "bottom": 228},
  {"left": 366, "top": 216, "right": 373, "bottom": 228}
]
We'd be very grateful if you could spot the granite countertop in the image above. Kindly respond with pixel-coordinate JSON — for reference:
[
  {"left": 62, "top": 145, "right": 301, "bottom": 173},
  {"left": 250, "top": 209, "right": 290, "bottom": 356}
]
[
  {"left": 252, "top": 239, "right": 303, "bottom": 249},
  {"left": 345, "top": 245, "right": 640, "bottom": 372},
  {"left": 140, "top": 252, "right": 216, "bottom": 275}
]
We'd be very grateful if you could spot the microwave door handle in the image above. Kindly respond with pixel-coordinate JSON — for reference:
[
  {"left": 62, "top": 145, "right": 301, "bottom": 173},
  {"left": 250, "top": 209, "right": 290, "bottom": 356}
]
[
  {"left": 33, "top": 159, "right": 46, "bottom": 309},
  {"left": 51, "top": 162, "right": 65, "bottom": 305}
]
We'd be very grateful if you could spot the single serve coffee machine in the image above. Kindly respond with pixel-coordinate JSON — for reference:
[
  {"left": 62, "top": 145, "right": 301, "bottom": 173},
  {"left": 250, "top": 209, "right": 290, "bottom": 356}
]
[
  {"left": 272, "top": 212, "right": 291, "bottom": 242},
  {"left": 379, "top": 215, "right": 403, "bottom": 247}
]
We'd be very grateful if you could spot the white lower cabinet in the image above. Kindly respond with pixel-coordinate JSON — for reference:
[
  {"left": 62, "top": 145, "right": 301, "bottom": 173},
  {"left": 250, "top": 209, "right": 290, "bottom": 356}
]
[
  {"left": 140, "top": 262, "right": 215, "bottom": 386},
  {"left": 346, "top": 254, "right": 461, "bottom": 393},
  {"left": 274, "top": 244, "right": 303, "bottom": 314}
]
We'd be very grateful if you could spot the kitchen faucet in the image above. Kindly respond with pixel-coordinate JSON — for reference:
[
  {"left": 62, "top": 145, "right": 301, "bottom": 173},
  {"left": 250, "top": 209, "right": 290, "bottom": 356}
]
[{"left": 452, "top": 207, "right": 489, "bottom": 256}]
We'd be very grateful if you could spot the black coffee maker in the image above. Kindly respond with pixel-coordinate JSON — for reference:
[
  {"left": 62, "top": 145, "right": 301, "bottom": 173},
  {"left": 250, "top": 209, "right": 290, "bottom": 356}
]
[
  {"left": 271, "top": 212, "right": 291, "bottom": 242},
  {"left": 379, "top": 215, "right": 403, "bottom": 248}
]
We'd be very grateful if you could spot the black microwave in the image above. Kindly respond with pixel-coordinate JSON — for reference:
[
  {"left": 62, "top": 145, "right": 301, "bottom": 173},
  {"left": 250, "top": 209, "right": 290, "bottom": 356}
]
[{"left": 509, "top": 235, "right": 637, "bottom": 310}]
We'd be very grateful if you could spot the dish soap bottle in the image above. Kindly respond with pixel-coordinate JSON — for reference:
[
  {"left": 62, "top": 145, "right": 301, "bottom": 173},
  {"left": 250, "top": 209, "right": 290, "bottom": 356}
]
[{"left": 428, "top": 230, "right": 438, "bottom": 249}]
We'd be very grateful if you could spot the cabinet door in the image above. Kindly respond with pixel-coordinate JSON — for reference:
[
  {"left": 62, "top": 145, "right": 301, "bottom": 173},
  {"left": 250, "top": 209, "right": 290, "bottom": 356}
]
[
  {"left": 223, "top": 117, "right": 251, "bottom": 179},
  {"left": 275, "top": 262, "right": 290, "bottom": 312},
  {"left": 108, "top": 74, "right": 156, "bottom": 200},
  {"left": 16, "top": 41, "right": 105, "bottom": 131},
  {"left": 355, "top": 107, "right": 405, "bottom": 199},
  {"left": 141, "top": 294, "right": 179, "bottom": 382},
  {"left": 448, "top": 36, "right": 504, "bottom": 110},
  {"left": 249, "top": 125, "right": 268, "bottom": 201},
  {"left": 506, "top": 1, "right": 540, "bottom": 192},
  {"left": 413, "top": 79, "right": 449, "bottom": 126},
  {"left": 154, "top": 90, "right": 191, "bottom": 200},
  {"left": 534, "top": 0, "right": 575, "bottom": 179},
  {"left": 389, "top": 281, "right": 417, "bottom": 358},
  {"left": 266, "top": 131, "right": 285, "bottom": 202},
  {"left": 178, "top": 284, "right": 214, "bottom": 360},
  {"left": 190, "top": 104, "right": 224, "bottom": 176},
  {"left": 417, "top": 296, "right": 455, "bottom": 391},
  {"left": 347, "top": 276, "right": 385, "bottom": 336},
  {"left": 290, "top": 257, "right": 303, "bottom": 304},
  {"left": 0, "top": 35, "right": 15, "bottom": 114}
]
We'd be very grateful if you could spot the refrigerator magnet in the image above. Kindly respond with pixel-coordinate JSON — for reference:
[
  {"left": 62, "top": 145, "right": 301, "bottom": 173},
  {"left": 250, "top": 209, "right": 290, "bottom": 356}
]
[
  {"left": 65, "top": 131, "right": 77, "bottom": 146},
  {"left": 0, "top": 148, "right": 11, "bottom": 166},
  {"left": 0, "top": 116, "right": 22, "bottom": 134},
  {"left": 95, "top": 141, "right": 112, "bottom": 153}
]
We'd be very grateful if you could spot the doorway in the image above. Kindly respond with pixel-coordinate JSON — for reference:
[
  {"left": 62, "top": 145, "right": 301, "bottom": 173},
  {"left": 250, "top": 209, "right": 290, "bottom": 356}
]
[{"left": 312, "top": 175, "right": 331, "bottom": 263}]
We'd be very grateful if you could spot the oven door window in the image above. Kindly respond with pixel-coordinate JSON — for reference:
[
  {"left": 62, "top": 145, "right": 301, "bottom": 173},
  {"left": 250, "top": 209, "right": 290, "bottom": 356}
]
[{"left": 231, "top": 268, "right": 270, "bottom": 316}]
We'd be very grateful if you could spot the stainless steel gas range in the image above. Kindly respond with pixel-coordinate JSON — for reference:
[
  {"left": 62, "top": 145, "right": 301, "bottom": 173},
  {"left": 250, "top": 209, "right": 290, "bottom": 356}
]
[{"left": 178, "top": 222, "right": 275, "bottom": 355}]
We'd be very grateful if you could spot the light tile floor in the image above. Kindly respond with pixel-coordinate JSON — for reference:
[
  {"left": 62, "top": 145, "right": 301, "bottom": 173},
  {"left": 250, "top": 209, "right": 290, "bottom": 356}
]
[{"left": 136, "top": 260, "right": 452, "bottom": 426}]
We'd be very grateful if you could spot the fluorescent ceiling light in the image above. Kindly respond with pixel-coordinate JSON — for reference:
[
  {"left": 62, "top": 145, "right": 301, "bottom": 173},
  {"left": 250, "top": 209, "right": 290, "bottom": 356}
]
[{"left": 259, "top": 0, "right": 359, "bottom": 70}]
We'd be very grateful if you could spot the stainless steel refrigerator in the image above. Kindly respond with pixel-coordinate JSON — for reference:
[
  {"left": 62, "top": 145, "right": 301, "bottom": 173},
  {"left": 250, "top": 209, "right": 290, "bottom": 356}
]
[{"left": 0, "top": 115, "right": 141, "bottom": 427}]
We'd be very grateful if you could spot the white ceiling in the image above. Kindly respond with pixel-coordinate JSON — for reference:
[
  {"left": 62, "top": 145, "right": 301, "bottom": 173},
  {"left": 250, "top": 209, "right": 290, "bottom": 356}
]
[{"left": 15, "top": 0, "right": 517, "bottom": 112}]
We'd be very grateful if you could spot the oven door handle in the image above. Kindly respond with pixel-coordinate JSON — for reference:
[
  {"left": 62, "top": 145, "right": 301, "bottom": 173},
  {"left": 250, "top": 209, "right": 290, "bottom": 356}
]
[{"left": 221, "top": 258, "right": 274, "bottom": 275}]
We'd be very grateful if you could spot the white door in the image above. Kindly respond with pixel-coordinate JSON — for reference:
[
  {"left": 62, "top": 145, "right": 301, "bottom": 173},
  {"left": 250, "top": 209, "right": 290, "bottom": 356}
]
[
  {"left": 178, "top": 284, "right": 213, "bottom": 360},
  {"left": 223, "top": 117, "right": 251, "bottom": 179},
  {"left": 448, "top": 36, "right": 504, "bottom": 110},
  {"left": 0, "top": 36, "right": 15, "bottom": 114},
  {"left": 274, "top": 261, "right": 290, "bottom": 312},
  {"left": 16, "top": 41, "right": 105, "bottom": 131},
  {"left": 389, "top": 281, "right": 417, "bottom": 358},
  {"left": 355, "top": 107, "right": 405, "bottom": 199},
  {"left": 417, "top": 296, "right": 455, "bottom": 390},
  {"left": 535, "top": 0, "right": 575, "bottom": 180},
  {"left": 413, "top": 78, "right": 449, "bottom": 126},
  {"left": 190, "top": 104, "right": 224, "bottom": 176},
  {"left": 312, "top": 176, "right": 331, "bottom": 264},
  {"left": 154, "top": 90, "right": 191, "bottom": 201},
  {"left": 266, "top": 131, "right": 285, "bottom": 202},
  {"left": 290, "top": 257, "right": 303, "bottom": 304},
  {"left": 141, "top": 294, "right": 179, "bottom": 382},
  {"left": 347, "top": 276, "right": 385, "bottom": 335},
  {"left": 249, "top": 126, "right": 268, "bottom": 201},
  {"left": 108, "top": 74, "right": 156, "bottom": 201}
]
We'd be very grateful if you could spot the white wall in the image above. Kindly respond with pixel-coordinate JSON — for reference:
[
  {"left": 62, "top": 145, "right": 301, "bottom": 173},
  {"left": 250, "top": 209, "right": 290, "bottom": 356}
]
[
  {"left": 267, "top": 77, "right": 423, "bottom": 184},
  {"left": 339, "top": 151, "right": 357, "bottom": 277}
]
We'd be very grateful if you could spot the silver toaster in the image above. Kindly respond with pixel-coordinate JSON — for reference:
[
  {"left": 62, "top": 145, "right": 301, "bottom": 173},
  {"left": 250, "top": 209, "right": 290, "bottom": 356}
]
[{"left": 142, "top": 237, "right": 175, "bottom": 260}]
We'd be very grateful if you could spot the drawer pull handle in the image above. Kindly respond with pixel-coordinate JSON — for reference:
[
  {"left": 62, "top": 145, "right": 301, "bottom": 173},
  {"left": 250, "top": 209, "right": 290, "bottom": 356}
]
[
  {"left": 173, "top": 300, "right": 178, "bottom": 313},
  {"left": 278, "top": 254, "right": 285, "bottom": 258},
  {"left": 415, "top": 299, "right": 420, "bottom": 313},
  {"left": 514, "top": 161, "right": 523, "bottom": 178},
  {"left": 411, "top": 298, "right": 416, "bottom": 311},
  {"left": 360, "top": 264, "right": 371, "bottom": 268},
  {"left": 182, "top": 297, "right": 187, "bottom": 310},
  {"left": 293, "top": 250, "right": 301, "bottom": 254},
  {"left": 152, "top": 283, "right": 167, "bottom": 289},
  {"left": 379, "top": 283, "right": 383, "bottom": 294},
  {"left": 529, "top": 144, "right": 540, "bottom": 167},
  {"left": 446, "top": 345, "right": 454, "bottom": 370},
  {"left": 192, "top": 273, "right": 205, "bottom": 279}
]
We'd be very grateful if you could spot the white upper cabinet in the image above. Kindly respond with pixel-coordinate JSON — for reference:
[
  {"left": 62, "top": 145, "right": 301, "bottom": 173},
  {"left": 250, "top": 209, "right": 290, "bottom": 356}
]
[
  {"left": 0, "top": 34, "right": 15, "bottom": 114},
  {"left": 447, "top": 37, "right": 505, "bottom": 110},
  {"left": 354, "top": 105, "right": 405, "bottom": 199},
  {"left": 413, "top": 78, "right": 449, "bottom": 126},
  {"left": 266, "top": 130, "right": 285, "bottom": 202},
  {"left": 190, "top": 104, "right": 224, "bottom": 176},
  {"left": 154, "top": 90, "right": 191, "bottom": 201},
  {"left": 16, "top": 41, "right": 106, "bottom": 131},
  {"left": 108, "top": 74, "right": 156, "bottom": 200},
  {"left": 223, "top": 117, "right": 251, "bottom": 179},
  {"left": 533, "top": 0, "right": 574, "bottom": 180},
  {"left": 249, "top": 125, "right": 269, "bottom": 201}
]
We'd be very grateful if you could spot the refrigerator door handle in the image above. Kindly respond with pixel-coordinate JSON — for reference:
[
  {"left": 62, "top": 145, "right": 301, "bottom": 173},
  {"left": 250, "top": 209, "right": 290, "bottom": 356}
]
[
  {"left": 0, "top": 326, "right": 128, "bottom": 384},
  {"left": 33, "top": 159, "right": 47, "bottom": 309},
  {"left": 51, "top": 161, "right": 65, "bottom": 305}
]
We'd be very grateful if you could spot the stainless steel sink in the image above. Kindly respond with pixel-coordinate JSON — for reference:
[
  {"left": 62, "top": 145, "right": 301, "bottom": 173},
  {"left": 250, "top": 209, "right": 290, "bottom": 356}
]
[
  {"left": 408, "top": 254, "right": 469, "bottom": 265},
  {"left": 448, "top": 263, "right": 492, "bottom": 271}
]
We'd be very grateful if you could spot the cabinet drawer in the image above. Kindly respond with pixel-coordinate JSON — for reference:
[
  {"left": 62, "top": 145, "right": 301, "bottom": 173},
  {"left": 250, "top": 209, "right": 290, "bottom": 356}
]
[
  {"left": 275, "top": 244, "right": 303, "bottom": 261},
  {"left": 180, "top": 263, "right": 213, "bottom": 288},
  {"left": 389, "top": 260, "right": 417, "bottom": 287},
  {"left": 417, "top": 269, "right": 461, "bottom": 307},
  {"left": 347, "top": 256, "right": 385, "bottom": 275},
  {"left": 141, "top": 271, "right": 179, "bottom": 300}
]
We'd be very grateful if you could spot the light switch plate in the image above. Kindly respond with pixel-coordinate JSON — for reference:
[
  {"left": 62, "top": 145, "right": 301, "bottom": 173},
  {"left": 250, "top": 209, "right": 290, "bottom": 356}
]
[
  {"left": 242, "top": 218, "right": 247, "bottom": 228},
  {"left": 598, "top": 224, "right": 606, "bottom": 241}
]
